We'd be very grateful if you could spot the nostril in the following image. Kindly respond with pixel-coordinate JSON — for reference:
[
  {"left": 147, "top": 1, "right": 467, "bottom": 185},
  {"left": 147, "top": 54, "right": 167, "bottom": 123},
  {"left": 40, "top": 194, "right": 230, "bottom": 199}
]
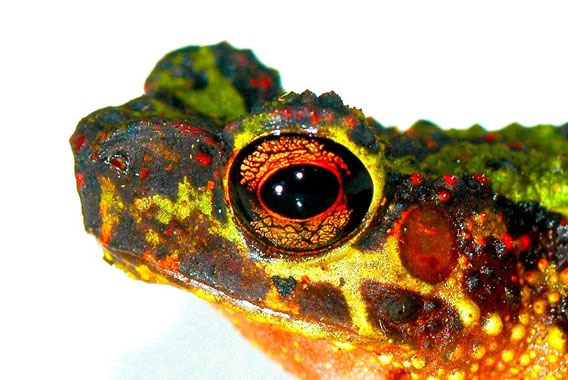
[{"left": 108, "top": 153, "right": 130, "bottom": 174}]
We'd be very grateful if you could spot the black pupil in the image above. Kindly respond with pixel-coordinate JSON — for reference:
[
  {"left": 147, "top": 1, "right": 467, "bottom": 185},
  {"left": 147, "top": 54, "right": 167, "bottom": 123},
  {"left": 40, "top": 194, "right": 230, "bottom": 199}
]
[{"left": 259, "top": 165, "right": 340, "bottom": 220}]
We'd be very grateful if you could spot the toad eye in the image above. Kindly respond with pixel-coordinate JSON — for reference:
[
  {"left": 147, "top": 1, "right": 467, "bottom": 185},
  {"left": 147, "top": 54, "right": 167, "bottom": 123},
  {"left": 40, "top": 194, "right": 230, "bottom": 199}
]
[
  {"left": 259, "top": 164, "right": 341, "bottom": 220},
  {"left": 229, "top": 134, "right": 373, "bottom": 254}
]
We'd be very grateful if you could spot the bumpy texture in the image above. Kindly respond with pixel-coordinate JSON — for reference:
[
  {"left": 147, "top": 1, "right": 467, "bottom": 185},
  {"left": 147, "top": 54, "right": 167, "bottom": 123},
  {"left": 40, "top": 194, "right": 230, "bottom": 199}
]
[{"left": 71, "top": 42, "right": 568, "bottom": 380}]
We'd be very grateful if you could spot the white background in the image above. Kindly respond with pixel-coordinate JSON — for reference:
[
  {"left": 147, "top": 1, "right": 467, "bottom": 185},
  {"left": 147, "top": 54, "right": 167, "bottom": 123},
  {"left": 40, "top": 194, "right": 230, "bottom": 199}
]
[{"left": 2, "top": 1, "right": 568, "bottom": 379}]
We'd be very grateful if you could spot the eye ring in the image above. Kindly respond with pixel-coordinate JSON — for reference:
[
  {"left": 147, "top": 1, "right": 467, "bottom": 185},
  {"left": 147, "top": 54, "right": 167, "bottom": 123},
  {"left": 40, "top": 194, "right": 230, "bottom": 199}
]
[{"left": 228, "top": 133, "right": 373, "bottom": 254}]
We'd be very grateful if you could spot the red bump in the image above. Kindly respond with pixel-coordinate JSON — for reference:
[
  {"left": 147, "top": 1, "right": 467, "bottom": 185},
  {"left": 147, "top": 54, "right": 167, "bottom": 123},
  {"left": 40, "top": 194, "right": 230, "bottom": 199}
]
[
  {"left": 344, "top": 117, "right": 357, "bottom": 127},
  {"left": 519, "top": 234, "right": 531, "bottom": 250},
  {"left": 196, "top": 151, "right": 212, "bottom": 166},
  {"left": 410, "top": 173, "right": 423, "bottom": 185},
  {"left": 259, "top": 74, "right": 272, "bottom": 90},
  {"left": 75, "top": 173, "right": 84, "bottom": 191},
  {"left": 139, "top": 167, "right": 149, "bottom": 179},
  {"left": 473, "top": 173, "right": 489, "bottom": 186},
  {"left": 438, "top": 189, "right": 451, "bottom": 202},
  {"left": 500, "top": 233, "right": 514, "bottom": 250},
  {"left": 164, "top": 228, "right": 173, "bottom": 236},
  {"left": 310, "top": 111, "right": 319, "bottom": 124},
  {"left": 398, "top": 205, "right": 458, "bottom": 284},
  {"left": 74, "top": 135, "right": 86, "bottom": 151},
  {"left": 443, "top": 174, "right": 459, "bottom": 186},
  {"left": 484, "top": 132, "right": 499, "bottom": 143}
]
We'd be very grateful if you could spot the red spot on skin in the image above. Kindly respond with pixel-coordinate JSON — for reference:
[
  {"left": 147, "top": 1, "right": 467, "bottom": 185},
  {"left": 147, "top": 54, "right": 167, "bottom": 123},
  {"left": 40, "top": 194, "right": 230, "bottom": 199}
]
[
  {"left": 165, "top": 164, "right": 173, "bottom": 171},
  {"left": 251, "top": 74, "right": 272, "bottom": 89},
  {"left": 74, "top": 135, "right": 86, "bottom": 151},
  {"left": 443, "top": 174, "right": 459, "bottom": 186},
  {"left": 561, "top": 219, "right": 567, "bottom": 226},
  {"left": 164, "top": 228, "right": 173, "bottom": 236},
  {"left": 281, "top": 108, "right": 292, "bottom": 119},
  {"left": 213, "top": 171, "right": 219, "bottom": 178},
  {"left": 75, "top": 173, "right": 84, "bottom": 191},
  {"left": 344, "top": 117, "right": 357, "bottom": 127},
  {"left": 511, "top": 275, "right": 519, "bottom": 282},
  {"left": 473, "top": 173, "right": 490, "bottom": 186},
  {"left": 207, "top": 180, "right": 215, "bottom": 191},
  {"left": 259, "top": 74, "right": 272, "bottom": 90},
  {"left": 398, "top": 205, "right": 458, "bottom": 284},
  {"left": 196, "top": 151, "right": 212, "bottom": 166},
  {"left": 519, "top": 234, "right": 531, "bottom": 250},
  {"left": 310, "top": 111, "right": 319, "bottom": 124},
  {"left": 143, "top": 250, "right": 179, "bottom": 271},
  {"left": 438, "top": 189, "right": 451, "bottom": 202},
  {"left": 484, "top": 133, "right": 499, "bottom": 143},
  {"left": 410, "top": 173, "right": 423, "bottom": 185},
  {"left": 501, "top": 234, "right": 514, "bottom": 250},
  {"left": 139, "top": 167, "right": 149, "bottom": 179}
]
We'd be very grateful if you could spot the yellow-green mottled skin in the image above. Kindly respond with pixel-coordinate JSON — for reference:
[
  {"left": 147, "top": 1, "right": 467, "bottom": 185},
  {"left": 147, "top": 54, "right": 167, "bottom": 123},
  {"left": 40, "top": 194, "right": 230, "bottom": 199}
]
[{"left": 71, "top": 42, "right": 568, "bottom": 380}]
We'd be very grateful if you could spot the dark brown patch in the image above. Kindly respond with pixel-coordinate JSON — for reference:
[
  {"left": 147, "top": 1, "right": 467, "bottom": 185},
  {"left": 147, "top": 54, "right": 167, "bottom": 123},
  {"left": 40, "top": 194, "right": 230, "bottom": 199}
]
[
  {"left": 291, "top": 282, "right": 351, "bottom": 328},
  {"left": 179, "top": 241, "right": 271, "bottom": 303},
  {"left": 272, "top": 276, "right": 297, "bottom": 297},
  {"left": 361, "top": 282, "right": 462, "bottom": 350}
]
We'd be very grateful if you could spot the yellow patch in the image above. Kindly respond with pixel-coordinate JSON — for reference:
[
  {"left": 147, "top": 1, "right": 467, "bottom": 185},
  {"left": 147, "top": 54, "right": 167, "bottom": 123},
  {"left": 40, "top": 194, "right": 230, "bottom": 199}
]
[{"left": 99, "top": 176, "right": 124, "bottom": 243}]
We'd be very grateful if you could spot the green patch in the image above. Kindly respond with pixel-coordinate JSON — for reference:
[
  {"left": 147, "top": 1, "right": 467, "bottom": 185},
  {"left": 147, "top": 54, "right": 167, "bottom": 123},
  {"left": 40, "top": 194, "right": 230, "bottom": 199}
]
[
  {"left": 148, "top": 46, "right": 247, "bottom": 123},
  {"left": 419, "top": 143, "right": 568, "bottom": 214}
]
